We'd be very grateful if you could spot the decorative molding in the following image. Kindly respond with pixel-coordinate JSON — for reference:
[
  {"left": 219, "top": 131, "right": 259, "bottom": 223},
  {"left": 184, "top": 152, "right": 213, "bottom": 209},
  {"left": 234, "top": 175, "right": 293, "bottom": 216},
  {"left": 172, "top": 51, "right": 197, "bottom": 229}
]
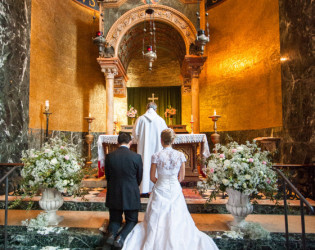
[
  {"left": 105, "top": 4, "right": 197, "bottom": 56},
  {"left": 100, "top": 0, "right": 128, "bottom": 9},
  {"left": 181, "top": 55, "right": 207, "bottom": 78},
  {"left": 179, "top": 0, "right": 199, "bottom": 3},
  {"left": 97, "top": 57, "right": 128, "bottom": 81},
  {"left": 114, "top": 77, "right": 126, "bottom": 97}
]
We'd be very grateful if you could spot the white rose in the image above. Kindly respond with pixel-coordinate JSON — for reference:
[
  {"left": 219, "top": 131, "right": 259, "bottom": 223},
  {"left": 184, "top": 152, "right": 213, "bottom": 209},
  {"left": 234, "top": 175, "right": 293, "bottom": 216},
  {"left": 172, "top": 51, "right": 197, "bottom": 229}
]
[
  {"left": 237, "top": 146, "right": 244, "bottom": 152},
  {"left": 224, "top": 160, "right": 231, "bottom": 166},
  {"left": 222, "top": 179, "right": 229, "bottom": 186},
  {"left": 245, "top": 174, "right": 251, "bottom": 180},
  {"left": 243, "top": 183, "right": 247, "bottom": 188},
  {"left": 51, "top": 158, "right": 58, "bottom": 165}
]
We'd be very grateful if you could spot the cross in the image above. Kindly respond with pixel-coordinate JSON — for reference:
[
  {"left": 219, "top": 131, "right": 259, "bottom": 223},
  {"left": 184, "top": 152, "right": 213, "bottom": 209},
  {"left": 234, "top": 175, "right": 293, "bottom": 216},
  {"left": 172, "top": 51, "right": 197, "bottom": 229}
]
[{"left": 148, "top": 93, "right": 158, "bottom": 103}]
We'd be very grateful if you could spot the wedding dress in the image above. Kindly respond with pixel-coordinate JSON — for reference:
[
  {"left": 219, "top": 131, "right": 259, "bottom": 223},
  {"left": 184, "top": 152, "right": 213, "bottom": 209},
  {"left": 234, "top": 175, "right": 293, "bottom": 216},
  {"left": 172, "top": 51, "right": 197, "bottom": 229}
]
[{"left": 122, "top": 147, "right": 219, "bottom": 250}]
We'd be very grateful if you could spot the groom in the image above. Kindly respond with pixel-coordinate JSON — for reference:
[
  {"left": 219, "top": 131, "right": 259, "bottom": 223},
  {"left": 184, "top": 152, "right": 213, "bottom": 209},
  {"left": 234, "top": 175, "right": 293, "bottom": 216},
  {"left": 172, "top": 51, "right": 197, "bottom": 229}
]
[{"left": 104, "top": 132, "right": 143, "bottom": 248}]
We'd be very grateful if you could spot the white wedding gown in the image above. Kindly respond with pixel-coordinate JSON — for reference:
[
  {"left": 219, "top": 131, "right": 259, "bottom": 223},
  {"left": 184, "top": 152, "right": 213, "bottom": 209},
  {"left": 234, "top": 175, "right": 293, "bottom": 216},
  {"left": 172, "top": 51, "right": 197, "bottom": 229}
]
[{"left": 122, "top": 147, "right": 219, "bottom": 250}]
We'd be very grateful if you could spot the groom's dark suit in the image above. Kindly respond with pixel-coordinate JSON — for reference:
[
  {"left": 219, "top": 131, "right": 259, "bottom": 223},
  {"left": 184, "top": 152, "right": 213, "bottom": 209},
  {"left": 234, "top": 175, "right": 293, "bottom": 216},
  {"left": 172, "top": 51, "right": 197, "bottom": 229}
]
[{"left": 105, "top": 146, "right": 143, "bottom": 241}]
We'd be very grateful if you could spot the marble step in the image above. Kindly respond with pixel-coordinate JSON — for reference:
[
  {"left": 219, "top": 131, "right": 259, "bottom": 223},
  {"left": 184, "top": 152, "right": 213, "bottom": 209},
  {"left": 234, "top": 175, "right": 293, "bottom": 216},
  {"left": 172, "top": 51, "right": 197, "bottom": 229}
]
[
  {"left": 1, "top": 210, "right": 315, "bottom": 250},
  {"left": 1, "top": 196, "right": 314, "bottom": 215}
]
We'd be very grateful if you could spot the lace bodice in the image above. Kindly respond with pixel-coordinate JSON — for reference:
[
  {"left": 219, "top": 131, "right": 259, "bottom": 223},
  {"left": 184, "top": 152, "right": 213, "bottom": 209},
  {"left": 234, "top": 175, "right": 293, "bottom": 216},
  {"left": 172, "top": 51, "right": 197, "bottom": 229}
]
[{"left": 151, "top": 147, "right": 186, "bottom": 176}]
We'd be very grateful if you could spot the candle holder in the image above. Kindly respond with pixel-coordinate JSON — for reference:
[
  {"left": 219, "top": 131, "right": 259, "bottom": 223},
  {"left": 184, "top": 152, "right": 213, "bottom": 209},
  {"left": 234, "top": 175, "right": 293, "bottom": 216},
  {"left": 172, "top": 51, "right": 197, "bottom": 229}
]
[
  {"left": 209, "top": 114, "right": 221, "bottom": 152},
  {"left": 190, "top": 121, "right": 194, "bottom": 134},
  {"left": 43, "top": 110, "right": 52, "bottom": 142},
  {"left": 84, "top": 116, "right": 95, "bottom": 168},
  {"left": 113, "top": 121, "right": 118, "bottom": 135}
]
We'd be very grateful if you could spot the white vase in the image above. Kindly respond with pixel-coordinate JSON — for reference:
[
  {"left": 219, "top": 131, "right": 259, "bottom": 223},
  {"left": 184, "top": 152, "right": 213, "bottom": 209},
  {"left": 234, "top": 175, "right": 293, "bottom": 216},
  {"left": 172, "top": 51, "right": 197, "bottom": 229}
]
[
  {"left": 39, "top": 188, "right": 64, "bottom": 225},
  {"left": 226, "top": 188, "right": 253, "bottom": 229}
]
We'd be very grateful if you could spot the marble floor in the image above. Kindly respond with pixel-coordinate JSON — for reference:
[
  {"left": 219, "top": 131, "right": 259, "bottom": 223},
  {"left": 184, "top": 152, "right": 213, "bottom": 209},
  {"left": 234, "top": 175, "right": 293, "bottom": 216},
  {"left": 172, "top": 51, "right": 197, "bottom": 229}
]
[
  {"left": 1, "top": 188, "right": 314, "bottom": 207},
  {"left": 1, "top": 210, "right": 315, "bottom": 234}
]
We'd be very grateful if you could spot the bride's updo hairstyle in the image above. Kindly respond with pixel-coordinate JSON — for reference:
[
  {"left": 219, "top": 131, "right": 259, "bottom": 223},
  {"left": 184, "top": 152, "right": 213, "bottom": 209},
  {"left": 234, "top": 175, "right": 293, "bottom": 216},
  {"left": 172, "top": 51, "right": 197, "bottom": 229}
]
[{"left": 161, "top": 129, "right": 176, "bottom": 145}]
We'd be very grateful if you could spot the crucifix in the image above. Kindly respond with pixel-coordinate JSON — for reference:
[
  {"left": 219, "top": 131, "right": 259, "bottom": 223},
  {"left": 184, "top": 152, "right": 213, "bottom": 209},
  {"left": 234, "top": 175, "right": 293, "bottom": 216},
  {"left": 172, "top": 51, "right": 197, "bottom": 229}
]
[{"left": 148, "top": 93, "right": 158, "bottom": 103}]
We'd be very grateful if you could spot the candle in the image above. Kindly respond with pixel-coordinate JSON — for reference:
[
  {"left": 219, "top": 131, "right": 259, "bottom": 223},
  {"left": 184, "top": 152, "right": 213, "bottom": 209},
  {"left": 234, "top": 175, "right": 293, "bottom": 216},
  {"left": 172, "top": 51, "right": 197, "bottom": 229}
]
[
  {"left": 89, "top": 113, "right": 91, "bottom": 117},
  {"left": 114, "top": 115, "right": 117, "bottom": 122},
  {"left": 191, "top": 114, "right": 193, "bottom": 122},
  {"left": 45, "top": 100, "right": 49, "bottom": 108},
  {"left": 214, "top": 109, "right": 216, "bottom": 116}
]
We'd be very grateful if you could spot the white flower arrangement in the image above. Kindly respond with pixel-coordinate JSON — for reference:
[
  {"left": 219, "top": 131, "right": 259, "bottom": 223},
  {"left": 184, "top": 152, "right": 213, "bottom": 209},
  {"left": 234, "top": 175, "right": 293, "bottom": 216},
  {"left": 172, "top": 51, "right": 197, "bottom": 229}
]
[
  {"left": 20, "top": 137, "right": 84, "bottom": 196},
  {"left": 198, "top": 141, "right": 277, "bottom": 201}
]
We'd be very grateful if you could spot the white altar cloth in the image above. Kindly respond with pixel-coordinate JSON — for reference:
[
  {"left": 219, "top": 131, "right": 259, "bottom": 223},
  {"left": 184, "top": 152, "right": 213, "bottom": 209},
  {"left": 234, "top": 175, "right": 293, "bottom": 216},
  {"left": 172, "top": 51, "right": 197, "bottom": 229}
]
[{"left": 97, "top": 134, "right": 210, "bottom": 174}]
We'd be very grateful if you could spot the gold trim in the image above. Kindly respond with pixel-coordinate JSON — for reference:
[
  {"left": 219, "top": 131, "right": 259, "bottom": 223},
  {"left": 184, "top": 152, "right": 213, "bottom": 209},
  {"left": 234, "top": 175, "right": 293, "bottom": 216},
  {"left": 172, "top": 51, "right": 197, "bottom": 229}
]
[
  {"left": 105, "top": 4, "right": 197, "bottom": 56},
  {"left": 72, "top": 0, "right": 100, "bottom": 12}
]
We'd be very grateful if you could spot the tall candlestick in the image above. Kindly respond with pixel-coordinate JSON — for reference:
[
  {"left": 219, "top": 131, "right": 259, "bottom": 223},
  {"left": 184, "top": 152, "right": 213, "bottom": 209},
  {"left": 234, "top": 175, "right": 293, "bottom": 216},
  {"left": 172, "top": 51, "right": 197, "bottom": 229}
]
[{"left": 43, "top": 102, "right": 52, "bottom": 142}]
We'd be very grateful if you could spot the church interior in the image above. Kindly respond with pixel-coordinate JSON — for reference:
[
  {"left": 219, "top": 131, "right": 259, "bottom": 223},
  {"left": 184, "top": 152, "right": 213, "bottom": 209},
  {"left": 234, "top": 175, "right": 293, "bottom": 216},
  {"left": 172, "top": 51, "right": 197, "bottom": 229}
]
[{"left": 0, "top": 0, "right": 314, "bottom": 249}]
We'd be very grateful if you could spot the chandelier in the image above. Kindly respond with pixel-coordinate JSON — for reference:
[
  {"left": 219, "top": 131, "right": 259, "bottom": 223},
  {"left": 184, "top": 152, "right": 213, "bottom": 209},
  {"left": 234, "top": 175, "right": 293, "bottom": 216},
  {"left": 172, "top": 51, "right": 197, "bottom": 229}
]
[{"left": 142, "top": 8, "right": 157, "bottom": 71}]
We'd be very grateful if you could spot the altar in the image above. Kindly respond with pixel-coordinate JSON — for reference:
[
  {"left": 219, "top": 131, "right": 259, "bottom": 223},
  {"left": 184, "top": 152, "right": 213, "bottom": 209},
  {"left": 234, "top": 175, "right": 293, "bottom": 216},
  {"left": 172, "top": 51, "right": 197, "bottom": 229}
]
[{"left": 97, "top": 134, "right": 210, "bottom": 182}]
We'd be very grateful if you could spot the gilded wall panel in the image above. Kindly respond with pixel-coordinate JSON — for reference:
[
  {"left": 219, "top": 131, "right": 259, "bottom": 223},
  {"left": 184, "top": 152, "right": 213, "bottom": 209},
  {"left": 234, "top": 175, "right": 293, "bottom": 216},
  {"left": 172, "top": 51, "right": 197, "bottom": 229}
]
[
  {"left": 199, "top": 0, "right": 282, "bottom": 132},
  {"left": 29, "top": 0, "right": 106, "bottom": 133}
]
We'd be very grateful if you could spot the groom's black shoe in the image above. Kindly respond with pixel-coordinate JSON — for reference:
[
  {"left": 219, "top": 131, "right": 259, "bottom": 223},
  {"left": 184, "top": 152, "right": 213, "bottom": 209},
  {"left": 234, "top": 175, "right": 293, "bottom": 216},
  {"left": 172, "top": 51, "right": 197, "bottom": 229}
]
[
  {"left": 140, "top": 193, "right": 150, "bottom": 198},
  {"left": 106, "top": 232, "right": 116, "bottom": 245},
  {"left": 113, "top": 235, "right": 125, "bottom": 248}
]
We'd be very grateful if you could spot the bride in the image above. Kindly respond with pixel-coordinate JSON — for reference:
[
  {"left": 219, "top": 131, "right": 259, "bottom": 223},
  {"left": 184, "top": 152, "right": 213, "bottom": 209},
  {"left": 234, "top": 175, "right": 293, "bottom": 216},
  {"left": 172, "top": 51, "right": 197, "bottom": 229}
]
[{"left": 122, "top": 129, "right": 218, "bottom": 250}]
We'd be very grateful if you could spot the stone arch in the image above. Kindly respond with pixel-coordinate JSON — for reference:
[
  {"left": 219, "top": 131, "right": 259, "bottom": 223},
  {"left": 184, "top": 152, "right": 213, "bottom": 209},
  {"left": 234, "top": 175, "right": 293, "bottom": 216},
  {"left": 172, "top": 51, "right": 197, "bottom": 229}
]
[{"left": 106, "top": 4, "right": 197, "bottom": 56}]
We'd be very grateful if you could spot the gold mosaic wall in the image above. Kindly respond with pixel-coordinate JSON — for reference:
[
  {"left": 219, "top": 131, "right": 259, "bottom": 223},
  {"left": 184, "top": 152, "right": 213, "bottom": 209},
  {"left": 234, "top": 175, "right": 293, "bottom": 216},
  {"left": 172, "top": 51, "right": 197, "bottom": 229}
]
[
  {"left": 199, "top": 0, "right": 283, "bottom": 132},
  {"left": 29, "top": 0, "right": 106, "bottom": 132}
]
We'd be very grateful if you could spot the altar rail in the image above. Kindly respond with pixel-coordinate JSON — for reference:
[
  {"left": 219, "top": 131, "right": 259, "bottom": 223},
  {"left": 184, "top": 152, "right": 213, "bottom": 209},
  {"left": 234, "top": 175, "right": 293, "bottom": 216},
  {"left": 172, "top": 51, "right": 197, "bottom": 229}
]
[
  {"left": 273, "top": 164, "right": 315, "bottom": 200},
  {"left": 0, "top": 163, "right": 24, "bottom": 250},
  {"left": 273, "top": 167, "right": 314, "bottom": 250}
]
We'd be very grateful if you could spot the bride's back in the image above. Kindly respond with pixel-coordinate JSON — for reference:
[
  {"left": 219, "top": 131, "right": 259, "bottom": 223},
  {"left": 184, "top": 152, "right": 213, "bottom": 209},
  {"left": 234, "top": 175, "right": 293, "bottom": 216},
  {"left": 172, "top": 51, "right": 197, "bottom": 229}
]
[{"left": 152, "top": 147, "right": 186, "bottom": 177}]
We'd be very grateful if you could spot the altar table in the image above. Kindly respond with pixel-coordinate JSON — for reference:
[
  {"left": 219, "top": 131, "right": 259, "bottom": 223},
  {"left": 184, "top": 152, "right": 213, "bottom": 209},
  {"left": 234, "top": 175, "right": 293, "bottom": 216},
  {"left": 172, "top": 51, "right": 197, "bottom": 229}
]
[{"left": 97, "top": 134, "right": 210, "bottom": 182}]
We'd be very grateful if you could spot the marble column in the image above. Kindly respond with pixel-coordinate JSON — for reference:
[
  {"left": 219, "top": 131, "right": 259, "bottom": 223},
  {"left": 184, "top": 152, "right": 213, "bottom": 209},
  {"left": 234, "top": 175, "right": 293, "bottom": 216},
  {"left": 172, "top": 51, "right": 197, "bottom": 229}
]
[
  {"left": 279, "top": 0, "right": 314, "bottom": 163},
  {"left": 102, "top": 67, "right": 118, "bottom": 135},
  {"left": 181, "top": 56, "right": 207, "bottom": 134},
  {"left": 191, "top": 72, "right": 200, "bottom": 133}
]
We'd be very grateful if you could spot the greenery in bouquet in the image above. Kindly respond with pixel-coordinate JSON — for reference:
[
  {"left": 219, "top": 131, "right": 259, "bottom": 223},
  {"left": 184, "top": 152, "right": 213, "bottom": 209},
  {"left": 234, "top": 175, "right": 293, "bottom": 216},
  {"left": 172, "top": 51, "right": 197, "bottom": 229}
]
[
  {"left": 12, "top": 137, "right": 85, "bottom": 208},
  {"left": 164, "top": 105, "right": 176, "bottom": 118},
  {"left": 198, "top": 141, "right": 277, "bottom": 201},
  {"left": 127, "top": 105, "right": 138, "bottom": 118}
]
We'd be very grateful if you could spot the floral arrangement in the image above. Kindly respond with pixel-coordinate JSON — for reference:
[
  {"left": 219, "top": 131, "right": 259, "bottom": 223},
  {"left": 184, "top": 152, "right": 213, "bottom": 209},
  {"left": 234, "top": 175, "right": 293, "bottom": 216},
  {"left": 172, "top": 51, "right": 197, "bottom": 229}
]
[
  {"left": 198, "top": 141, "right": 277, "bottom": 201},
  {"left": 20, "top": 137, "right": 84, "bottom": 196},
  {"left": 127, "top": 105, "right": 137, "bottom": 118},
  {"left": 164, "top": 105, "right": 176, "bottom": 118}
]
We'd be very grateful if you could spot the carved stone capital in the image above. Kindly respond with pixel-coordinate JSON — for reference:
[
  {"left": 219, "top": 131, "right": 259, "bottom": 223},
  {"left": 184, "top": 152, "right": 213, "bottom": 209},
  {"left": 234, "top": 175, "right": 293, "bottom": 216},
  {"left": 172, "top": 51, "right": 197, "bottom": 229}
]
[
  {"left": 181, "top": 55, "right": 207, "bottom": 79},
  {"left": 97, "top": 57, "right": 128, "bottom": 81},
  {"left": 102, "top": 67, "right": 118, "bottom": 79}
]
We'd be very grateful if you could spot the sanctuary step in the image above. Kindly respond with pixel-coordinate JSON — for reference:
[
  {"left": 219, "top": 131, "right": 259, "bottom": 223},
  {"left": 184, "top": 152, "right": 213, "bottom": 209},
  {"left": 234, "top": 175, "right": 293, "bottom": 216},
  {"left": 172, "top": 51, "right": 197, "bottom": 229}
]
[
  {"left": 1, "top": 210, "right": 315, "bottom": 249},
  {"left": 1, "top": 188, "right": 315, "bottom": 215}
]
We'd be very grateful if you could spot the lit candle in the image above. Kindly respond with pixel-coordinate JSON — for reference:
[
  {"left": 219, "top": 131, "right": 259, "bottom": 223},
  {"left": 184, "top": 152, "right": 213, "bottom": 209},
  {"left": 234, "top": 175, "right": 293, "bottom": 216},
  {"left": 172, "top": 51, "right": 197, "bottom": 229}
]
[
  {"left": 114, "top": 115, "right": 117, "bottom": 122},
  {"left": 45, "top": 100, "right": 49, "bottom": 108},
  {"left": 89, "top": 113, "right": 91, "bottom": 117},
  {"left": 191, "top": 114, "right": 193, "bottom": 122},
  {"left": 214, "top": 109, "right": 216, "bottom": 116}
]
